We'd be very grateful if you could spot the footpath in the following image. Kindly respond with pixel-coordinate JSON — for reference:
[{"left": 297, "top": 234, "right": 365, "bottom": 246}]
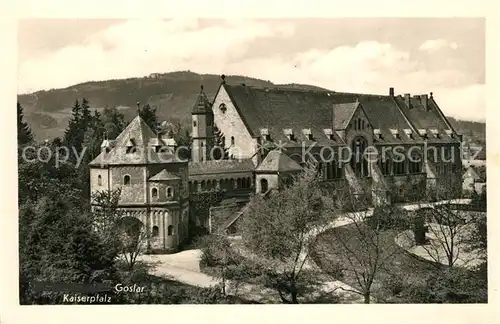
[{"left": 139, "top": 198, "right": 471, "bottom": 303}]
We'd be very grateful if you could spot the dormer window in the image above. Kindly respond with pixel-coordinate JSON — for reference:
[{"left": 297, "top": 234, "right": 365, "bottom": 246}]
[
  {"left": 284, "top": 128, "right": 295, "bottom": 141},
  {"left": 374, "top": 129, "right": 382, "bottom": 140},
  {"left": 302, "top": 129, "right": 313, "bottom": 140},
  {"left": 323, "top": 128, "right": 334, "bottom": 140},
  {"left": 260, "top": 128, "right": 270, "bottom": 141},
  {"left": 389, "top": 129, "right": 399, "bottom": 139},
  {"left": 219, "top": 103, "right": 227, "bottom": 114},
  {"left": 445, "top": 129, "right": 454, "bottom": 138},
  {"left": 403, "top": 129, "right": 413, "bottom": 139},
  {"left": 430, "top": 129, "right": 439, "bottom": 138},
  {"left": 126, "top": 138, "right": 136, "bottom": 154},
  {"left": 418, "top": 129, "right": 428, "bottom": 139}
]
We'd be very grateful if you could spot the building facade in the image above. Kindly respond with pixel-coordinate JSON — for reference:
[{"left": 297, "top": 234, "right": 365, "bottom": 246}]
[{"left": 90, "top": 75, "right": 463, "bottom": 251}]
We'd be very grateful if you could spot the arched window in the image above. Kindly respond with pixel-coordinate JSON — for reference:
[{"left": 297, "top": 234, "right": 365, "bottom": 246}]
[
  {"left": 152, "top": 226, "right": 159, "bottom": 237},
  {"left": 380, "top": 156, "right": 392, "bottom": 176},
  {"left": 219, "top": 103, "right": 227, "bottom": 114},
  {"left": 166, "top": 187, "right": 173, "bottom": 197},
  {"left": 151, "top": 187, "right": 158, "bottom": 198},
  {"left": 123, "top": 175, "right": 131, "bottom": 185},
  {"left": 168, "top": 225, "right": 174, "bottom": 236},
  {"left": 193, "top": 120, "right": 197, "bottom": 127},
  {"left": 260, "top": 178, "right": 269, "bottom": 193},
  {"left": 231, "top": 136, "right": 235, "bottom": 146},
  {"left": 350, "top": 137, "right": 368, "bottom": 177},
  {"left": 237, "top": 178, "right": 242, "bottom": 188},
  {"left": 409, "top": 152, "right": 423, "bottom": 174},
  {"left": 97, "top": 175, "right": 102, "bottom": 186}
]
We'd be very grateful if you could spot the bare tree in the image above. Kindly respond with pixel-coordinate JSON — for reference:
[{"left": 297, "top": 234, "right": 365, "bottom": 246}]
[
  {"left": 118, "top": 217, "right": 149, "bottom": 271},
  {"left": 402, "top": 178, "right": 482, "bottom": 269},
  {"left": 314, "top": 190, "right": 402, "bottom": 304},
  {"left": 240, "top": 164, "right": 333, "bottom": 303}
]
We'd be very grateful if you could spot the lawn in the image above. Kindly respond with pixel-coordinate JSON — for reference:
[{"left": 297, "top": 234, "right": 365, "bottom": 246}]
[{"left": 310, "top": 223, "right": 442, "bottom": 303}]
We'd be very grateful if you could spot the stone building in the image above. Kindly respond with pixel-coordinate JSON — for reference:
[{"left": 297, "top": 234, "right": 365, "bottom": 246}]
[
  {"left": 90, "top": 75, "right": 464, "bottom": 250},
  {"left": 89, "top": 114, "right": 189, "bottom": 253}
]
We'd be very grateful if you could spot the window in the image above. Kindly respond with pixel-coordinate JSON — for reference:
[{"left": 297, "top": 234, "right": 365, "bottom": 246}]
[
  {"left": 260, "top": 178, "right": 269, "bottom": 193},
  {"left": 126, "top": 146, "right": 137, "bottom": 154},
  {"left": 193, "top": 120, "right": 197, "bottom": 127},
  {"left": 168, "top": 225, "right": 174, "bottom": 236},
  {"left": 351, "top": 136, "right": 368, "bottom": 177},
  {"left": 231, "top": 136, "right": 235, "bottom": 146},
  {"left": 219, "top": 103, "right": 227, "bottom": 114},
  {"left": 409, "top": 153, "right": 423, "bottom": 173},
  {"left": 152, "top": 226, "right": 159, "bottom": 237},
  {"left": 380, "top": 158, "right": 392, "bottom": 176},
  {"left": 393, "top": 160, "right": 406, "bottom": 175},
  {"left": 97, "top": 175, "right": 102, "bottom": 186},
  {"left": 151, "top": 188, "right": 158, "bottom": 198},
  {"left": 166, "top": 187, "right": 173, "bottom": 198},
  {"left": 123, "top": 175, "right": 131, "bottom": 185}
]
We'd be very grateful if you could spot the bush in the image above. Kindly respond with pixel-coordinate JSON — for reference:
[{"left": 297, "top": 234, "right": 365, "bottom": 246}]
[{"left": 367, "top": 205, "right": 410, "bottom": 231}]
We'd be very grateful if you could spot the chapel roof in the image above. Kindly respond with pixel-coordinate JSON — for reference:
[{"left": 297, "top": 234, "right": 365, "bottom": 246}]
[{"left": 255, "top": 149, "right": 303, "bottom": 173}]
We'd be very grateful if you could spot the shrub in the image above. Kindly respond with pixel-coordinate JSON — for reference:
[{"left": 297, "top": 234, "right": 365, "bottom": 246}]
[{"left": 367, "top": 205, "right": 410, "bottom": 231}]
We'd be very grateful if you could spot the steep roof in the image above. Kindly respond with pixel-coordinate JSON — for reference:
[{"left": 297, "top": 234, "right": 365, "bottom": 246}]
[
  {"left": 149, "top": 169, "right": 181, "bottom": 181},
  {"left": 221, "top": 84, "right": 441, "bottom": 146},
  {"left": 188, "top": 158, "right": 255, "bottom": 176},
  {"left": 192, "top": 85, "right": 212, "bottom": 114},
  {"left": 90, "top": 115, "right": 180, "bottom": 166},
  {"left": 255, "top": 149, "right": 303, "bottom": 173},
  {"left": 333, "top": 102, "right": 359, "bottom": 129}
]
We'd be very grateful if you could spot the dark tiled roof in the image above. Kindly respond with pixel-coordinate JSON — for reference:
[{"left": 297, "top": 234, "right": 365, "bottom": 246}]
[
  {"left": 473, "top": 165, "right": 486, "bottom": 182},
  {"left": 476, "top": 147, "right": 486, "bottom": 160},
  {"left": 192, "top": 86, "right": 212, "bottom": 114},
  {"left": 149, "top": 169, "right": 181, "bottom": 181},
  {"left": 222, "top": 84, "right": 441, "bottom": 146},
  {"left": 188, "top": 158, "right": 255, "bottom": 175},
  {"left": 393, "top": 95, "right": 459, "bottom": 144},
  {"left": 255, "top": 149, "right": 303, "bottom": 173},
  {"left": 333, "top": 102, "right": 359, "bottom": 129},
  {"left": 90, "top": 115, "right": 181, "bottom": 166}
]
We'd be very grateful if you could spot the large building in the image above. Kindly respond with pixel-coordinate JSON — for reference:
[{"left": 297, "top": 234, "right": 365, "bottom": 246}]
[{"left": 90, "top": 75, "right": 463, "bottom": 251}]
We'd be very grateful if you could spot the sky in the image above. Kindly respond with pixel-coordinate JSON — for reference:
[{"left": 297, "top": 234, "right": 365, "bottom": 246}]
[{"left": 17, "top": 18, "right": 485, "bottom": 121}]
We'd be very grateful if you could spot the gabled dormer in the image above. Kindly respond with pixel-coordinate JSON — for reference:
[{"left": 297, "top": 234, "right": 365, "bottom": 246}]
[
  {"left": 283, "top": 128, "right": 295, "bottom": 141},
  {"left": 302, "top": 128, "right": 313, "bottom": 141}
]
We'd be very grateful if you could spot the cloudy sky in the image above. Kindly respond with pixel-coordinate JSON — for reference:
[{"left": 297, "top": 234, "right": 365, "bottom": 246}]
[{"left": 18, "top": 18, "right": 485, "bottom": 121}]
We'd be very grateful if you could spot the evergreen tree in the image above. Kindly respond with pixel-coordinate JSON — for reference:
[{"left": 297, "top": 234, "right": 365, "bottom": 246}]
[
  {"left": 138, "top": 103, "right": 158, "bottom": 131},
  {"left": 102, "top": 106, "right": 126, "bottom": 139},
  {"left": 63, "top": 98, "right": 94, "bottom": 160},
  {"left": 17, "top": 102, "right": 34, "bottom": 145},
  {"left": 212, "top": 125, "right": 229, "bottom": 160}
]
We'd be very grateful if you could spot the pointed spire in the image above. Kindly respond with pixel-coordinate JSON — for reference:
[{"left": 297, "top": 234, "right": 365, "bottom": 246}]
[{"left": 136, "top": 101, "right": 140, "bottom": 115}]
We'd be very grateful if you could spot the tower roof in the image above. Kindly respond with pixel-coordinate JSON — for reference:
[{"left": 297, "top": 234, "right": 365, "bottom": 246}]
[
  {"left": 192, "top": 85, "right": 212, "bottom": 114},
  {"left": 255, "top": 150, "right": 303, "bottom": 173},
  {"left": 89, "top": 115, "right": 181, "bottom": 166},
  {"left": 149, "top": 169, "right": 181, "bottom": 181}
]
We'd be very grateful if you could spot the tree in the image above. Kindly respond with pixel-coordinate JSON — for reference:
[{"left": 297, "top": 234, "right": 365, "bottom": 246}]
[
  {"left": 314, "top": 194, "right": 401, "bottom": 304},
  {"left": 240, "top": 165, "right": 331, "bottom": 303},
  {"left": 19, "top": 187, "right": 118, "bottom": 304},
  {"left": 138, "top": 103, "right": 158, "bottom": 131},
  {"left": 102, "top": 106, "right": 126, "bottom": 139},
  {"left": 118, "top": 216, "right": 149, "bottom": 271},
  {"left": 17, "top": 102, "right": 34, "bottom": 145},
  {"left": 63, "top": 98, "right": 93, "bottom": 157},
  {"left": 212, "top": 124, "right": 229, "bottom": 160},
  {"left": 199, "top": 234, "right": 242, "bottom": 295}
]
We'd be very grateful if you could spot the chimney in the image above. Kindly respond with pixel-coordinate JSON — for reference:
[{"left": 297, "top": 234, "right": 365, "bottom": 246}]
[
  {"left": 389, "top": 87, "right": 394, "bottom": 97},
  {"left": 404, "top": 93, "right": 411, "bottom": 108},
  {"left": 421, "top": 94, "right": 428, "bottom": 110}
]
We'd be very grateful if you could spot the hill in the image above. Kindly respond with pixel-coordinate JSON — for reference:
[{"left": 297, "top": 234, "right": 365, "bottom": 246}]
[{"left": 17, "top": 71, "right": 485, "bottom": 144}]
